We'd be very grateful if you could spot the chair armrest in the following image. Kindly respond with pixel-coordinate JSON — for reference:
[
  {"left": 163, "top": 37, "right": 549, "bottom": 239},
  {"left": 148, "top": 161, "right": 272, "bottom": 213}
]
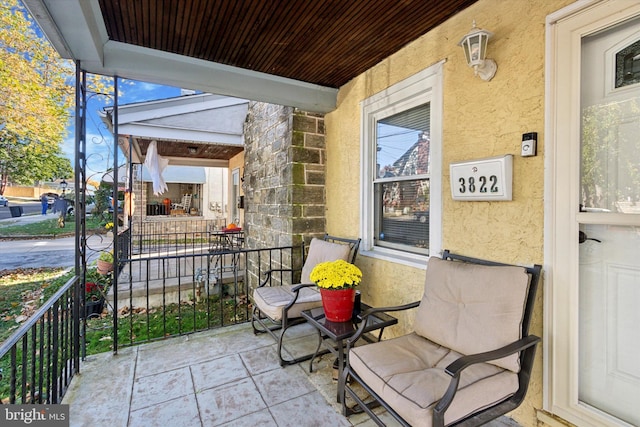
[
  {"left": 258, "top": 267, "right": 303, "bottom": 288},
  {"left": 444, "top": 334, "right": 541, "bottom": 377},
  {"left": 347, "top": 301, "right": 420, "bottom": 347},
  {"left": 282, "top": 283, "right": 317, "bottom": 312},
  {"left": 433, "top": 334, "right": 541, "bottom": 422},
  {"left": 291, "top": 283, "right": 315, "bottom": 292}
]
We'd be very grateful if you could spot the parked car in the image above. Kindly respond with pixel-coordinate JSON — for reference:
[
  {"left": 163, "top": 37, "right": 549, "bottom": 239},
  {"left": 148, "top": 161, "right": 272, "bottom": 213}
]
[
  {"left": 66, "top": 199, "right": 97, "bottom": 216},
  {"left": 0, "top": 195, "right": 8, "bottom": 207}
]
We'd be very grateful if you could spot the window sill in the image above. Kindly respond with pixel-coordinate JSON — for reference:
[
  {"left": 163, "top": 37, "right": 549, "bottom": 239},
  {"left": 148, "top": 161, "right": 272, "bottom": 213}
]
[{"left": 360, "top": 247, "right": 429, "bottom": 270}]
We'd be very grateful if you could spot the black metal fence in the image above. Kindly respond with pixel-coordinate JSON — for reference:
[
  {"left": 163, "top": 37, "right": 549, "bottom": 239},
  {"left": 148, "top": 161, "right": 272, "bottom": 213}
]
[
  {"left": 0, "top": 275, "right": 81, "bottom": 404},
  {"left": 131, "top": 219, "right": 224, "bottom": 255},
  {"left": 107, "top": 244, "right": 303, "bottom": 350},
  {"left": 0, "top": 217, "right": 304, "bottom": 404}
]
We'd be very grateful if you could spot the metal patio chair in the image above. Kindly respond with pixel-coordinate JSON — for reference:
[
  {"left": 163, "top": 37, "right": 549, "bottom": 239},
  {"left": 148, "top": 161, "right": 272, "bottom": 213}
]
[
  {"left": 341, "top": 250, "right": 542, "bottom": 427},
  {"left": 251, "top": 234, "right": 361, "bottom": 366}
]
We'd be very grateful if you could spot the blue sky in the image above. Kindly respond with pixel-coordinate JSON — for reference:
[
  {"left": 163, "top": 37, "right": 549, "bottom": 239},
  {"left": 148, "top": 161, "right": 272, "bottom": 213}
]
[{"left": 62, "top": 79, "right": 183, "bottom": 183}]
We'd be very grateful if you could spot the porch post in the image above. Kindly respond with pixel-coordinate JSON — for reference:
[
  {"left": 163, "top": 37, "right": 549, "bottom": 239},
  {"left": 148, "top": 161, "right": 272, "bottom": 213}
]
[
  {"left": 73, "top": 62, "right": 88, "bottom": 366},
  {"left": 112, "top": 77, "right": 119, "bottom": 354}
]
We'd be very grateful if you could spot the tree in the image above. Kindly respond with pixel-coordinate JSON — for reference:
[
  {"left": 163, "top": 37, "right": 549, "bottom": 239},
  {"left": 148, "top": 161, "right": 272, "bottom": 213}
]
[{"left": 0, "top": 0, "right": 74, "bottom": 193}]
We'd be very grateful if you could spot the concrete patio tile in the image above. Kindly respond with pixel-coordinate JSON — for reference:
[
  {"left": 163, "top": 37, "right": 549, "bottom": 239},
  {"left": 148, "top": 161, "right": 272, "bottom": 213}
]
[
  {"left": 202, "top": 325, "right": 276, "bottom": 355},
  {"left": 131, "top": 366, "right": 194, "bottom": 411},
  {"left": 280, "top": 333, "right": 322, "bottom": 362},
  {"left": 239, "top": 344, "right": 282, "bottom": 375},
  {"left": 190, "top": 353, "right": 249, "bottom": 392},
  {"left": 133, "top": 325, "right": 265, "bottom": 376},
  {"left": 135, "top": 335, "right": 200, "bottom": 376},
  {"left": 269, "top": 391, "right": 351, "bottom": 427},
  {"left": 129, "top": 394, "right": 201, "bottom": 427},
  {"left": 217, "top": 408, "right": 277, "bottom": 426},
  {"left": 196, "top": 377, "right": 267, "bottom": 425},
  {"left": 252, "top": 365, "right": 316, "bottom": 407},
  {"left": 62, "top": 346, "right": 137, "bottom": 427}
]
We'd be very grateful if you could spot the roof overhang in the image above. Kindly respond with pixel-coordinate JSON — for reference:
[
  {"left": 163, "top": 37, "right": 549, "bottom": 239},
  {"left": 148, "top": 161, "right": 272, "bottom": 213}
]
[
  {"left": 24, "top": 0, "right": 337, "bottom": 113},
  {"left": 24, "top": 0, "right": 478, "bottom": 114},
  {"left": 104, "top": 94, "right": 248, "bottom": 166}
]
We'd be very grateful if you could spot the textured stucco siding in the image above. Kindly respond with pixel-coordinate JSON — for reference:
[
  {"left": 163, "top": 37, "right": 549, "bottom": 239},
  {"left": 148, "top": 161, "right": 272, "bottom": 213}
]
[{"left": 324, "top": 0, "right": 574, "bottom": 426}]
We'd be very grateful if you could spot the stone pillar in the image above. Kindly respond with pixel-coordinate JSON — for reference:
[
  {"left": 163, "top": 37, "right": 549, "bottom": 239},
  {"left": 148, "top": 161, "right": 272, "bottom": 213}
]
[{"left": 243, "top": 102, "right": 326, "bottom": 287}]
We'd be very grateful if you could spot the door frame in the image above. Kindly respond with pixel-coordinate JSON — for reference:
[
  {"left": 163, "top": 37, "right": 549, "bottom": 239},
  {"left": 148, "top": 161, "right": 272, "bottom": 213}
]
[{"left": 544, "top": 1, "right": 640, "bottom": 426}]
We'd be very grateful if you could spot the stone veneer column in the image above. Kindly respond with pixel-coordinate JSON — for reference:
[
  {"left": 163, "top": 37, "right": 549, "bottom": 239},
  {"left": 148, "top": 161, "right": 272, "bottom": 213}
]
[
  {"left": 243, "top": 102, "right": 326, "bottom": 287},
  {"left": 130, "top": 164, "right": 145, "bottom": 235}
]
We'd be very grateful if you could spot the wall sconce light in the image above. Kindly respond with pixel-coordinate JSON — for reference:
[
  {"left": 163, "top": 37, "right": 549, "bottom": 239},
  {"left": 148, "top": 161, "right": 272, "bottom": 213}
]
[
  {"left": 458, "top": 20, "right": 497, "bottom": 81},
  {"left": 188, "top": 146, "right": 198, "bottom": 154}
]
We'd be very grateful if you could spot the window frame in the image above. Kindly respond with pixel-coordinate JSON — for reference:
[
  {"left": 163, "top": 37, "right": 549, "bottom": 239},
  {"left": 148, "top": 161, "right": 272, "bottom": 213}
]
[{"left": 360, "top": 61, "right": 443, "bottom": 268}]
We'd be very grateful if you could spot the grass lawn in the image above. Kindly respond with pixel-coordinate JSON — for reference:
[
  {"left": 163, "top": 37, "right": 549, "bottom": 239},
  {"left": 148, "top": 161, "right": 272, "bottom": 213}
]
[
  {"left": 0, "top": 268, "right": 70, "bottom": 342},
  {"left": 0, "top": 216, "right": 105, "bottom": 237}
]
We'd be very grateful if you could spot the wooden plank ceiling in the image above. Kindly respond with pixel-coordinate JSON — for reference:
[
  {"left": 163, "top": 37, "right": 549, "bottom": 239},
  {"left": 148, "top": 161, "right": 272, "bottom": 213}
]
[
  {"left": 98, "top": 0, "right": 478, "bottom": 89},
  {"left": 136, "top": 138, "right": 243, "bottom": 161}
]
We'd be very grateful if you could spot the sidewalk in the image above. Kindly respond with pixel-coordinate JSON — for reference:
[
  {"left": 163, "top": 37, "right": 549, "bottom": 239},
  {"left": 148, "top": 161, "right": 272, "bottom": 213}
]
[{"left": 0, "top": 212, "right": 54, "bottom": 226}]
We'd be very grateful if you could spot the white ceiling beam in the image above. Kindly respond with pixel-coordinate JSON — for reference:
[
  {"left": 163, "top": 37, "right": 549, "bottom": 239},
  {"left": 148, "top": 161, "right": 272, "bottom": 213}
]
[
  {"left": 100, "top": 42, "right": 337, "bottom": 113},
  {"left": 118, "top": 123, "right": 244, "bottom": 145}
]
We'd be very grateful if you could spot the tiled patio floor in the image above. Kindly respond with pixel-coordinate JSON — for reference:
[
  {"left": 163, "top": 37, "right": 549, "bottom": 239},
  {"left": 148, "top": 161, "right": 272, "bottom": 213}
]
[{"left": 62, "top": 322, "right": 521, "bottom": 427}]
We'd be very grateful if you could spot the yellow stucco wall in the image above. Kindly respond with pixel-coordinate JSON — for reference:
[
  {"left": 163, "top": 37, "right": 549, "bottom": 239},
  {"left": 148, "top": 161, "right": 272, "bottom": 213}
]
[{"left": 324, "top": 0, "right": 574, "bottom": 425}]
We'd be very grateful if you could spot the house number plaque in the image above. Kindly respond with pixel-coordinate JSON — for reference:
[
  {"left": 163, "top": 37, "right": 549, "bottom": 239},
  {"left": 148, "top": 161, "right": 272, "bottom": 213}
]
[{"left": 449, "top": 155, "right": 513, "bottom": 201}]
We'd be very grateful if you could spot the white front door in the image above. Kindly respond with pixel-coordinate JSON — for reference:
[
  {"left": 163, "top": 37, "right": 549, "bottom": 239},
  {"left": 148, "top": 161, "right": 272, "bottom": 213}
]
[
  {"left": 548, "top": 2, "right": 640, "bottom": 426},
  {"left": 579, "top": 19, "right": 640, "bottom": 424}
]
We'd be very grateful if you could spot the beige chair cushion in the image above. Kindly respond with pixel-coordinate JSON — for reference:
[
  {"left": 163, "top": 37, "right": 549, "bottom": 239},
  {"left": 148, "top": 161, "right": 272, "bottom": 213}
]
[
  {"left": 414, "top": 257, "right": 530, "bottom": 372},
  {"left": 253, "top": 238, "right": 351, "bottom": 322},
  {"left": 253, "top": 285, "right": 322, "bottom": 321},
  {"left": 349, "top": 333, "right": 519, "bottom": 427},
  {"left": 300, "top": 238, "right": 352, "bottom": 284}
]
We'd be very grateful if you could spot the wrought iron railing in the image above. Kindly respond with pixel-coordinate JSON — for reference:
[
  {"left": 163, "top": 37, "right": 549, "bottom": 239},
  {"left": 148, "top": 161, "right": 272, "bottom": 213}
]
[
  {"left": 0, "top": 232, "right": 304, "bottom": 403},
  {"left": 109, "top": 244, "right": 302, "bottom": 350},
  {"left": 131, "top": 219, "right": 224, "bottom": 254},
  {"left": 0, "top": 275, "right": 81, "bottom": 404}
]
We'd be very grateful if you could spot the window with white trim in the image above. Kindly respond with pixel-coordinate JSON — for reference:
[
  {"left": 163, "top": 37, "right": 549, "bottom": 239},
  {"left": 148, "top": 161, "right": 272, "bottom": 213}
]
[{"left": 360, "top": 62, "right": 442, "bottom": 266}]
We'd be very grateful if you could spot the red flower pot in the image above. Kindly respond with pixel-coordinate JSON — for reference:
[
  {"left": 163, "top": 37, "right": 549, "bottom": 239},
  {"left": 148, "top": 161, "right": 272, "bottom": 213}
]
[{"left": 319, "top": 288, "right": 356, "bottom": 322}]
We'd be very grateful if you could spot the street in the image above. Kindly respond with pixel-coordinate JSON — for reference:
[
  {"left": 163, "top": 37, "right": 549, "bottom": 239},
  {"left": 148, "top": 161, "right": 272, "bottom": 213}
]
[
  {"left": 0, "top": 233, "right": 112, "bottom": 270},
  {"left": 0, "top": 200, "right": 41, "bottom": 220}
]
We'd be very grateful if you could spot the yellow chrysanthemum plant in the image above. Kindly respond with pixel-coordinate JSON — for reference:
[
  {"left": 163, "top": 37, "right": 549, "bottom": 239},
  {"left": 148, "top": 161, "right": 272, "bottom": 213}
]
[{"left": 309, "top": 259, "right": 362, "bottom": 290}]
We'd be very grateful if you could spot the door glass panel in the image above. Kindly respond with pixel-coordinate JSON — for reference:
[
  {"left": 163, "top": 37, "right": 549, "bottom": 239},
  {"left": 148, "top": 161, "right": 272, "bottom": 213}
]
[
  {"left": 581, "top": 18, "right": 640, "bottom": 215},
  {"left": 581, "top": 97, "right": 640, "bottom": 213},
  {"left": 615, "top": 39, "right": 640, "bottom": 88}
]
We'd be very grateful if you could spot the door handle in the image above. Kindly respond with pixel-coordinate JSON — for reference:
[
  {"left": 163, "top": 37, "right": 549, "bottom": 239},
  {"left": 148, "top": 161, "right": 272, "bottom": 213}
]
[{"left": 579, "top": 231, "right": 601, "bottom": 244}]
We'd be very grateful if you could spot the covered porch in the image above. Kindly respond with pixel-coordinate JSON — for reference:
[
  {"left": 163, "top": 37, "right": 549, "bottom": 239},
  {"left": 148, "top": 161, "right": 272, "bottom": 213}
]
[{"left": 62, "top": 323, "right": 518, "bottom": 427}]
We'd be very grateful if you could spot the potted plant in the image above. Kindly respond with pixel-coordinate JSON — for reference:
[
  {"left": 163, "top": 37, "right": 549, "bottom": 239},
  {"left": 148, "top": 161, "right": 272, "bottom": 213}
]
[
  {"left": 104, "top": 221, "right": 114, "bottom": 237},
  {"left": 84, "top": 282, "right": 105, "bottom": 317},
  {"left": 96, "top": 250, "right": 114, "bottom": 274},
  {"left": 310, "top": 259, "right": 362, "bottom": 322}
]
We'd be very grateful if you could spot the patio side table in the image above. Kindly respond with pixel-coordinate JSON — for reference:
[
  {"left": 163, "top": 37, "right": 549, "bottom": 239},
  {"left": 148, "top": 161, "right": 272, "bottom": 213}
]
[{"left": 301, "top": 304, "right": 397, "bottom": 403}]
